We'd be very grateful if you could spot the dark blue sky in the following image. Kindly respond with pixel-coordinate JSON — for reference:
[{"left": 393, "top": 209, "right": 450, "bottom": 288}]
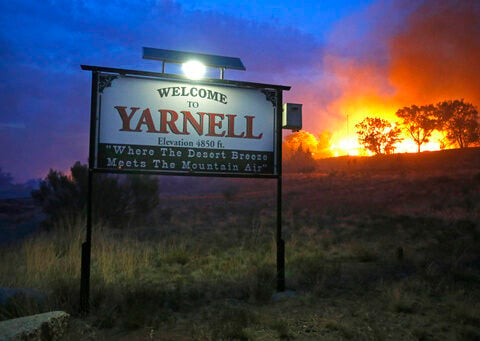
[
  {"left": 1, "top": 0, "right": 478, "bottom": 181},
  {"left": 179, "top": 0, "right": 373, "bottom": 42}
]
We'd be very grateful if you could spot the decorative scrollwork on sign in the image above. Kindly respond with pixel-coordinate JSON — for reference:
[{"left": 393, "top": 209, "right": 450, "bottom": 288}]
[
  {"left": 261, "top": 89, "right": 277, "bottom": 107},
  {"left": 98, "top": 75, "right": 117, "bottom": 93}
]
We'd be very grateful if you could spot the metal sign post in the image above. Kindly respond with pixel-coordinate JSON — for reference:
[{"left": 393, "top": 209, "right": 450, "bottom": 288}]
[
  {"left": 80, "top": 71, "right": 98, "bottom": 314},
  {"left": 275, "top": 89, "right": 285, "bottom": 291},
  {"left": 79, "top": 57, "right": 292, "bottom": 313}
]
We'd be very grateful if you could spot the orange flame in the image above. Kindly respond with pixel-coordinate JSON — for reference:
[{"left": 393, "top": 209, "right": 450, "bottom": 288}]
[
  {"left": 328, "top": 103, "right": 446, "bottom": 157},
  {"left": 298, "top": 0, "right": 480, "bottom": 158}
]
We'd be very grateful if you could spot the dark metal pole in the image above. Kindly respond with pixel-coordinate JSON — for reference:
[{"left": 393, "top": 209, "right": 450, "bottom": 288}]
[
  {"left": 276, "top": 89, "right": 285, "bottom": 292},
  {"left": 80, "top": 71, "right": 98, "bottom": 314},
  {"left": 80, "top": 170, "right": 93, "bottom": 313}
]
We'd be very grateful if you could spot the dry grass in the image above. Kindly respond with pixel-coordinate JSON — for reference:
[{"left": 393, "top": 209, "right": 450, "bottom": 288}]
[{"left": 1, "top": 149, "right": 480, "bottom": 339}]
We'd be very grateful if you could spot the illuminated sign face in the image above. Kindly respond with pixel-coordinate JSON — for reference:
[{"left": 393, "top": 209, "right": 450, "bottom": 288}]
[{"left": 94, "top": 73, "right": 278, "bottom": 176}]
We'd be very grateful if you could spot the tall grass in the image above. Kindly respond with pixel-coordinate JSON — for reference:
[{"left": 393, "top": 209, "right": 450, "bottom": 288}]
[
  {"left": 0, "top": 214, "right": 159, "bottom": 291},
  {"left": 0, "top": 214, "right": 278, "bottom": 323},
  {"left": 0, "top": 215, "right": 83, "bottom": 290}
]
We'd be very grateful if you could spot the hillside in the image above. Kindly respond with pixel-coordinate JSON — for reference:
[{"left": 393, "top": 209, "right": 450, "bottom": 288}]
[
  {"left": 0, "top": 147, "right": 479, "bottom": 340},
  {"left": 314, "top": 147, "right": 480, "bottom": 174}
]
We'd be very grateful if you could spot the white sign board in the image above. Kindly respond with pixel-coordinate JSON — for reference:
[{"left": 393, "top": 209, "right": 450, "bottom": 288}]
[{"left": 94, "top": 73, "right": 278, "bottom": 176}]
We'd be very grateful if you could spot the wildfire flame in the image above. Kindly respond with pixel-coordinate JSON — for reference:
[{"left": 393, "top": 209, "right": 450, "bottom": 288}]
[
  {"left": 292, "top": 0, "right": 479, "bottom": 158},
  {"left": 329, "top": 110, "right": 446, "bottom": 157}
]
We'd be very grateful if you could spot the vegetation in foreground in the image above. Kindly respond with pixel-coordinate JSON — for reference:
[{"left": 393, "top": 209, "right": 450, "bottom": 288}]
[{"left": 0, "top": 150, "right": 480, "bottom": 340}]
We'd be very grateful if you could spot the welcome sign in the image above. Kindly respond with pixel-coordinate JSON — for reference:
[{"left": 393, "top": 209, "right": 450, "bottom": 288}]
[{"left": 93, "top": 72, "right": 279, "bottom": 176}]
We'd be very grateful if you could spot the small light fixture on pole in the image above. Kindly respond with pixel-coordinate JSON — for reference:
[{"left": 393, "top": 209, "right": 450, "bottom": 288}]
[{"left": 142, "top": 47, "right": 246, "bottom": 80}]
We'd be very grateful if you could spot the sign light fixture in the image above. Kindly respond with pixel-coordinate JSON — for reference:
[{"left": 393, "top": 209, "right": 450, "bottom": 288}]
[
  {"left": 142, "top": 47, "right": 246, "bottom": 80},
  {"left": 181, "top": 60, "right": 206, "bottom": 80}
]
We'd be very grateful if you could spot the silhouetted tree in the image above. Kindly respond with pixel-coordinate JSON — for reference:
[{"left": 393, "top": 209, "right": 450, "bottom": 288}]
[
  {"left": 355, "top": 117, "right": 403, "bottom": 155},
  {"left": 31, "top": 169, "right": 80, "bottom": 226},
  {"left": 435, "top": 99, "right": 479, "bottom": 148},
  {"left": 396, "top": 104, "right": 437, "bottom": 153},
  {"left": 32, "top": 161, "right": 159, "bottom": 228}
]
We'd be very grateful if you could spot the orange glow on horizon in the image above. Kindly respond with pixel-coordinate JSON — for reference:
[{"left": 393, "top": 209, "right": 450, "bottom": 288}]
[
  {"left": 311, "top": 100, "right": 448, "bottom": 158},
  {"left": 311, "top": 0, "right": 480, "bottom": 159}
]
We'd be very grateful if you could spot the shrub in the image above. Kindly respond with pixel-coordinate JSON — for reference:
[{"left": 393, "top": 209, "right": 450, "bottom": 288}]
[{"left": 32, "top": 161, "right": 159, "bottom": 228}]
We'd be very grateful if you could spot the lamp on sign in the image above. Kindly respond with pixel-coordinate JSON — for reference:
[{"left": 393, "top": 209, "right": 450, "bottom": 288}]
[
  {"left": 181, "top": 60, "right": 206, "bottom": 80},
  {"left": 142, "top": 47, "right": 246, "bottom": 80}
]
